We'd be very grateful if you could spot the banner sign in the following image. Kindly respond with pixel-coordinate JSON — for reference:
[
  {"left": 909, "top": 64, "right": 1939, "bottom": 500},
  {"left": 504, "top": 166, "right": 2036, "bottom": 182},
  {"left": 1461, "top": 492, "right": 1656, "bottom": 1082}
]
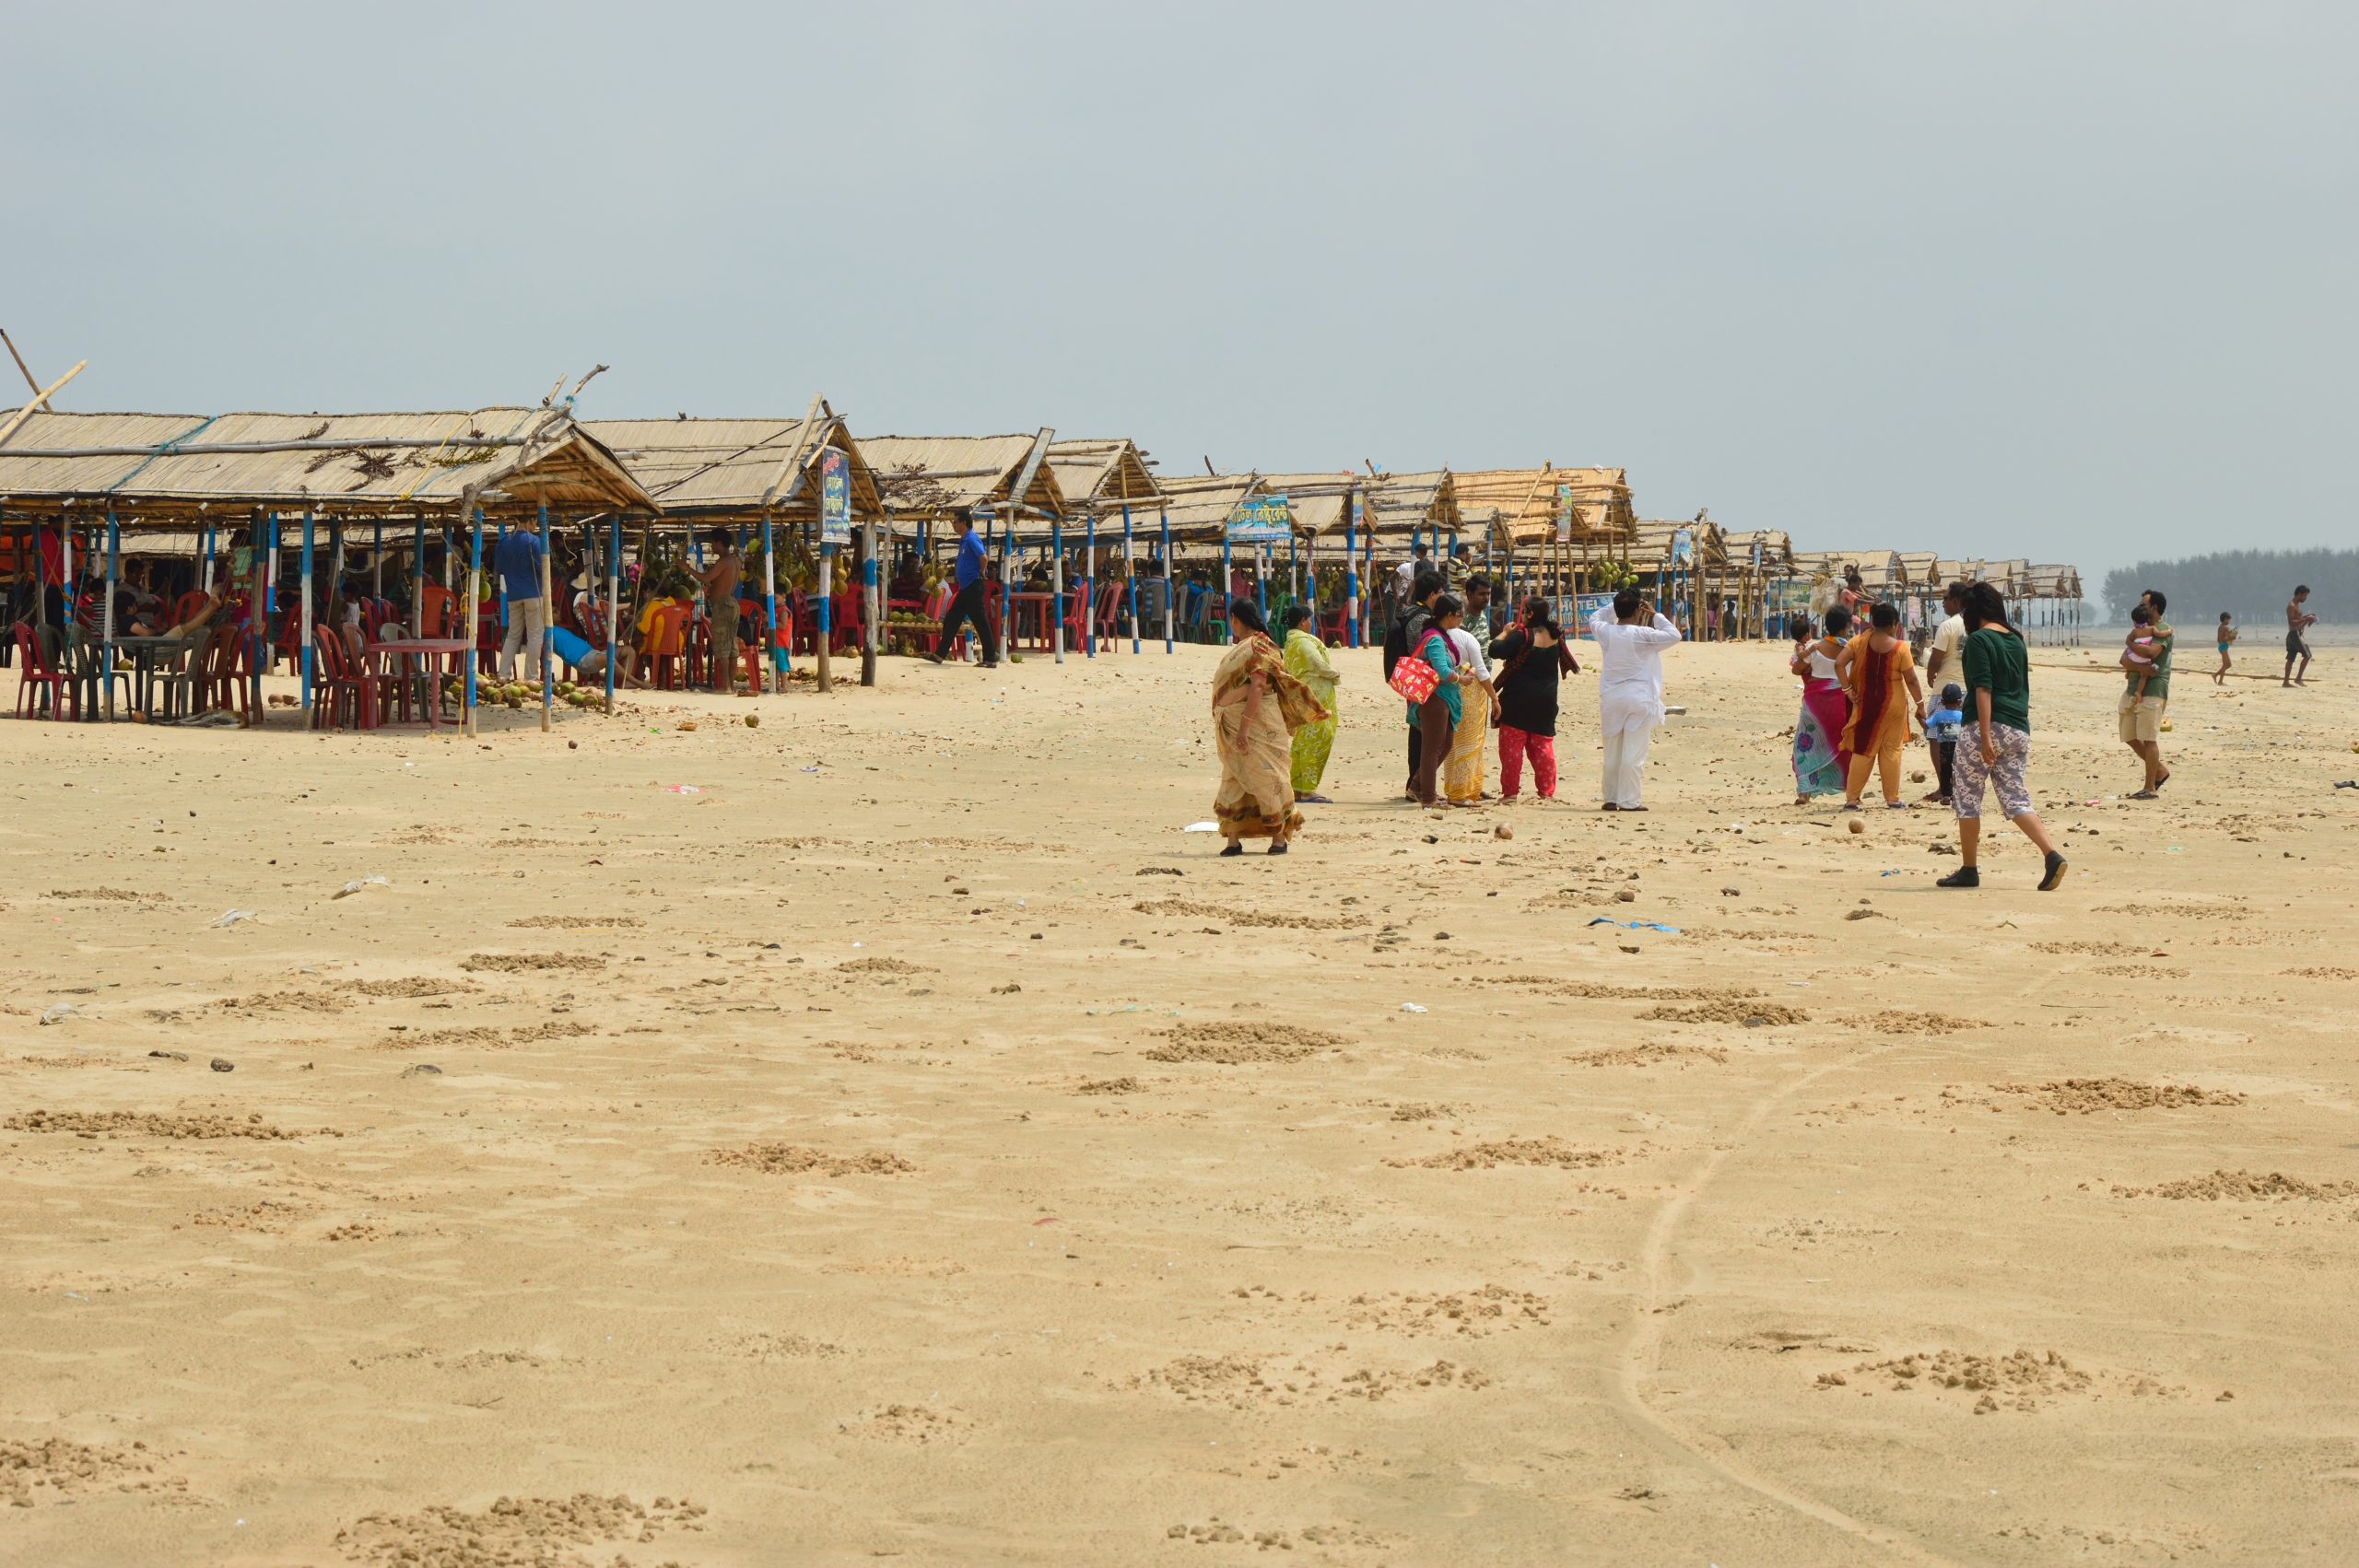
[
  {"left": 820, "top": 449, "right": 851, "bottom": 546},
  {"left": 1226, "top": 494, "right": 1292, "bottom": 545},
  {"left": 1349, "top": 491, "right": 1364, "bottom": 536},
  {"left": 1557, "top": 592, "right": 1616, "bottom": 636},
  {"left": 1555, "top": 485, "right": 1575, "bottom": 543},
  {"left": 1671, "top": 528, "right": 1695, "bottom": 567}
]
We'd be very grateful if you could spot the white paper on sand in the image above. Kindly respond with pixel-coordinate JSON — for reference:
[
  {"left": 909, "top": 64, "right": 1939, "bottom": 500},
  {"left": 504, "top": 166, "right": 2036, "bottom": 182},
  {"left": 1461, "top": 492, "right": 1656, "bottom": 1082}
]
[{"left": 1182, "top": 822, "right": 1219, "bottom": 833}]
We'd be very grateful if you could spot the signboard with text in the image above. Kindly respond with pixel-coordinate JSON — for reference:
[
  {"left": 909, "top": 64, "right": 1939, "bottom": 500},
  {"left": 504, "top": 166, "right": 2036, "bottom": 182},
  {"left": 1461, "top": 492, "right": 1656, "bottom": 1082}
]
[{"left": 1226, "top": 494, "right": 1292, "bottom": 545}]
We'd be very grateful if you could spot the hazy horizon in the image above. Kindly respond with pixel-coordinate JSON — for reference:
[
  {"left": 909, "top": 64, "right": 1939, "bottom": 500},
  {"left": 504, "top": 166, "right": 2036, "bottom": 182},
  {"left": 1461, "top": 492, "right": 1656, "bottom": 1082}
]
[{"left": 6, "top": 1, "right": 2353, "bottom": 591}]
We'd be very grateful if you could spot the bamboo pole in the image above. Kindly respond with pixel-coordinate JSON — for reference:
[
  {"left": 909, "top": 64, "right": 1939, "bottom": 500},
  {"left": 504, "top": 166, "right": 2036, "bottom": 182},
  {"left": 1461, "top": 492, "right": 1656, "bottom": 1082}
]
[{"left": 0, "top": 360, "right": 86, "bottom": 450}]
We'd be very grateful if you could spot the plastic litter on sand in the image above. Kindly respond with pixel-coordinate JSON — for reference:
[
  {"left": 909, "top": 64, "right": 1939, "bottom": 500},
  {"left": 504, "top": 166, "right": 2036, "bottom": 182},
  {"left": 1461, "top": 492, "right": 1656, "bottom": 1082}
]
[
  {"left": 664, "top": 784, "right": 704, "bottom": 794},
  {"left": 1182, "top": 822, "right": 1219, "bottom": 833},
  {"left": 1399, "top": 1002, "right": 1429, "bottom": 1013},
  {"left": 212, "top": 909, "right": 256, "bottom": 928},
  {"left": 1588, "top": 918, "right": 1681, "bottom": 934},
  {"left": 333, "top": 876, "right": 391, "bottom": 899}
]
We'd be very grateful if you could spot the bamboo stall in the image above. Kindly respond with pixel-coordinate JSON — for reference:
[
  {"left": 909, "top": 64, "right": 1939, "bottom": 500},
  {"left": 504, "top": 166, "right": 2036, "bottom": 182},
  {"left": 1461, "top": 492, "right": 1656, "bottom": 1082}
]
[
  {"left": 582, "top": 408, "right": 885, "bottom": 689},
  {"left": 0, "top": 402, "right": 657, "bottom": 730},
  {"left": 1045, "top": 439, "right": 1166, "bottom": 653},
  {"left": 859, "top": 433, "right": 1066, "bottom": 659}
]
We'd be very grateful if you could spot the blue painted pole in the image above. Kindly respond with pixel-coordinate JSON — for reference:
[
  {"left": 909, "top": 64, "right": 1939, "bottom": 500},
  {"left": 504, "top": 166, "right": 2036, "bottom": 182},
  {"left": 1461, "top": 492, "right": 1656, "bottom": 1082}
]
[
  {"left": 1159, "top": 507, "right": 1173, "bottom": 654},
  {"left": 1344, "top": 503, "right": 1360, "bottom": 649},
  {"left": 606, "top": 517, "right": 622, "bottom": 710},
  {"left": 1050, "top": 514, "right": 1064, "bottom": 663},
  {"left": 1220, "top": 534, "right": 1233, "bottom": 645},
  {"left": 761, "top": 511, "right": 783, "bottom": 684},
  {"left": 411, "top": 519, "right": 425, "bottom": 634},
  {"left": 299, "top": 510, "right": 317, "bottom": 714},
  {"left": 464, "top": 508, "right": 483, "bottom": 731},
  {"left": 537, "top": 501, "right": 554, "bottom": 723},
  {"left": 1254, "top": 545, "right": 1266, "bottom": 622},
  {"left": 1122, "top": 503, "right": 1138, "bottom": 655},
  {"left": 1084, "top": 511, "right": 1097, "bottom": 658},
  {"left": 103, "top": 509, "right": 120, "bottom": 721}
]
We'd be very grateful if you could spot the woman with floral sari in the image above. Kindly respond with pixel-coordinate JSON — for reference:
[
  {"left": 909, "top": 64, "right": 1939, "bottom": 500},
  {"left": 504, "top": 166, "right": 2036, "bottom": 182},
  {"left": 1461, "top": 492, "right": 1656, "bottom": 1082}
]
[
  {"left": 1279, "top": 604, "right": 1340, "bottom": 802},
  {"left": 1214, "top": 598, "right": 1330, "bottom": 855},
  {"left": 1789, "top": 605, "right": 1852, "bottom": 803}
]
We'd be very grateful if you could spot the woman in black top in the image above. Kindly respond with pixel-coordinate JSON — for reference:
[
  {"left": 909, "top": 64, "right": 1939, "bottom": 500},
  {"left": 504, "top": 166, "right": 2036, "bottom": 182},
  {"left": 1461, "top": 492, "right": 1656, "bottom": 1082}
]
[{"left": 1488, "top": 597, "right": 1580, "bottom": 801}]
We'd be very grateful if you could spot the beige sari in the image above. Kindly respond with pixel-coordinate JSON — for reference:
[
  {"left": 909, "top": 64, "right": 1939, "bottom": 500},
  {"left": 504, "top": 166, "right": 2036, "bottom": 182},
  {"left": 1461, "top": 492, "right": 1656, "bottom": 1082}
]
[
  {"left": 1443, "top": 677, "right": 1492, "bottom": 802},
  {"left": 1212, "top": 634, "right": 1329, "bottom": 839}
]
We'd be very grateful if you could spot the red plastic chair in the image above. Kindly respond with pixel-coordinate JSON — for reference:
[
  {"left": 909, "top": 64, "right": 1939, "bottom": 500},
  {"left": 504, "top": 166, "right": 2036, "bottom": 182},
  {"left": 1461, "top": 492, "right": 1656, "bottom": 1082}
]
[
  {"left": 170, "top": 591, "right": 212, "bottom": 628},
  {"left": 417, "top": 583, "right": 454, "bottom": 638},
  {"left": 202, "top": 624, "right": 252, "bottom": 722},
  {"left": 311, "top": 626, "right": 370, "bottom": 731},
  {"left": 13, "top": 626, "right": 76, "bottom": 720}
]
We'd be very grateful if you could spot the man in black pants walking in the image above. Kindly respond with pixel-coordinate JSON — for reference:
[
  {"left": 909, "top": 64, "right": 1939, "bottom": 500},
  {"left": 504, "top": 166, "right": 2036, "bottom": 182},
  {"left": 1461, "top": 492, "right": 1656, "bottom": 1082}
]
[
  {"left": 1383, "top": 568, "right": 1444, "bottom": 798},
  {"left": 928, "top": 515, "right": 1000, "bottom": 668}
]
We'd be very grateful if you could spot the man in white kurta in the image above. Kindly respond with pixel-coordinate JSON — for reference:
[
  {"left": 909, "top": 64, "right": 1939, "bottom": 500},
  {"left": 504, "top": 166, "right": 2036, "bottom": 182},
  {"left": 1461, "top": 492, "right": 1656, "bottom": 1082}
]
[{"left": 1588, "top": 592, "right": 1684, "bottom": 810}]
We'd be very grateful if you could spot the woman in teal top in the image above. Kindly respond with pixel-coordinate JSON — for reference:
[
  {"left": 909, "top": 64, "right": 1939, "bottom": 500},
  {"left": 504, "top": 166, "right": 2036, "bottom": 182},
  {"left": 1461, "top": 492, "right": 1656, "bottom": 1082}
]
[{"left": 1406, "top": 594, "right": 1462, "bottom": 805}]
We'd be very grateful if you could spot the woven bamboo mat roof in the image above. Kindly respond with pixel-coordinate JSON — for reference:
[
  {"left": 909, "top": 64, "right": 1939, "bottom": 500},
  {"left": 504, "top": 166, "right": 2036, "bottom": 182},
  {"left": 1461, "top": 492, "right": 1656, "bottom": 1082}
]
[
  {"left": 582, "top": 413, "right": 882, "bottom": 521},
  {"left": 1150, "top": 473, "right": 1293, "bottom": 542},
  {"left": 1627, "top": 518, "right": 1730, "bottom": 568},
  {"left": 0, "top": 406, "right": 654, "bottom": 520},
  {"left": 1045, "top": 439, "right": 1161, "bottom": 510},
  {"left": 1255, "top": 472, "right": 1359, "bottom": 537},
  {"left": 1720, "top": 530, "right": 1794, "bottom": 572},
  {"left": 1457, "top": 466, "right": 1632, "bottom": 544},
  {"left": 860, "top": 435, "right": 1065, "bottom": 520}
]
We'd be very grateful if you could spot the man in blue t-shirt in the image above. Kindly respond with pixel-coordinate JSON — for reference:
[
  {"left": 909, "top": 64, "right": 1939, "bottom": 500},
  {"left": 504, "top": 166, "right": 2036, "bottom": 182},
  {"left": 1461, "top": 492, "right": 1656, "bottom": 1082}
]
[
  {"left": 494, "top": 516, "right": 547, "bottom": 681},
  {"left": 927, "top": 516, "right": 1000, "bottom": 667}
]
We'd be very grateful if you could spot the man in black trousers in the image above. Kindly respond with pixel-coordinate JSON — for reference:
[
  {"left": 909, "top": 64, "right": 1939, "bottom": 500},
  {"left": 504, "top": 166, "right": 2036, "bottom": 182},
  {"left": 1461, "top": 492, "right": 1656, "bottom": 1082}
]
[{"left": 927, "top": 515, "right": 1000, "bottom": 668}]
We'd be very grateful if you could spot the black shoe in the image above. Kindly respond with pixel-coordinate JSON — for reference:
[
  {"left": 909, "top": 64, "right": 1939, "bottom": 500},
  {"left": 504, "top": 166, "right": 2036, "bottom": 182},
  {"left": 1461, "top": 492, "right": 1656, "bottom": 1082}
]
[
  {"left": 1219, "top": 842, "right": 1244, "bottom": 857},
  {"left": 2038, "top": 851, "right": 2069, "bottom": 892},
  {"left": 1267, "top": 843, "right": 1288, "bottom": 856},
  {"left": 979, "top": 661, "right": 1001, "bottom": 670},
  {"left": 1936, "top": 866, "right": 1980, "bottom": 888},
  {"left": 924, "top": 652, "right": 946, "bottom": 665},
  {"left": 1602, "top": 802, "right": 1619, "bottom": 812}
]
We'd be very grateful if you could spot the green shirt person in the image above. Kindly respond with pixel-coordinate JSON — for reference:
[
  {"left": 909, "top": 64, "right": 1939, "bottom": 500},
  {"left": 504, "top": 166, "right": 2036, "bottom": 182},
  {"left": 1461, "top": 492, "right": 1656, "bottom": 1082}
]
[{"left": 1940, "top": 581, "right": 2066, "bottom": 893}]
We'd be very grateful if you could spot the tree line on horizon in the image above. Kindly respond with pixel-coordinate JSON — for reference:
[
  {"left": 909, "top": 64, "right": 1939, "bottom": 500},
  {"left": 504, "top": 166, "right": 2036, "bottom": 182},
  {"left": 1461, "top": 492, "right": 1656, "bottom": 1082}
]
[{"left": 2098, "top": 547, "right": 2354, "bottom": 626}]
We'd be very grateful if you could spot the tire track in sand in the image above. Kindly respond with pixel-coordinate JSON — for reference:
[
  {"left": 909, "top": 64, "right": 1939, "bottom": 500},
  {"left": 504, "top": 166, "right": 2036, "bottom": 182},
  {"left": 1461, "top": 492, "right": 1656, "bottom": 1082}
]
[{"left": 1609, "top": 1036, "right": 1966, "bottom": 1566}]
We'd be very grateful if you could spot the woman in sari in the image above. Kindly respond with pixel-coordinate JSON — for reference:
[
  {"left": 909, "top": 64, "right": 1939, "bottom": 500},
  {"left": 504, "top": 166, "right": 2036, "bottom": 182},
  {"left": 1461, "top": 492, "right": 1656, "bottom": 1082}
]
[
  {"left": 1441, "top": 601, "right": 1496, "bottom": 803},
  {"left": 1789, "top": 605, "right": 1852, "bottom": 803},
  {"left": 1214, "top": 598, "right": 1330, "bottom": 855},
  {"left": 1837, "top": 601, "right": 1925, "bottom": 810},
  {"left": 1279, "top": 604, "right": 1340, "bottom": 802},
  {"left": 1406, "top": 593, "right": 1462, "bottom": 808}
]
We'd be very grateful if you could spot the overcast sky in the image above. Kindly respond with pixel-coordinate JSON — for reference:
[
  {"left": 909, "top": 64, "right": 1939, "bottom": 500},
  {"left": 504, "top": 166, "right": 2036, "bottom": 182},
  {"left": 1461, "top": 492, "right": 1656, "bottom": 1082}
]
[{"left": 7, "top": 2, "right": 2353, "bottom": 586}]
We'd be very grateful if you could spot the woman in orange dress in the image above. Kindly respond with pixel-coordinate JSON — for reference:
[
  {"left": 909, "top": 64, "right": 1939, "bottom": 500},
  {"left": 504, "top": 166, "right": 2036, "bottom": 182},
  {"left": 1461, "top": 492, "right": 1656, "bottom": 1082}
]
[{"left": 1837, "top": 601, "right": 1926, "bottom": 809}]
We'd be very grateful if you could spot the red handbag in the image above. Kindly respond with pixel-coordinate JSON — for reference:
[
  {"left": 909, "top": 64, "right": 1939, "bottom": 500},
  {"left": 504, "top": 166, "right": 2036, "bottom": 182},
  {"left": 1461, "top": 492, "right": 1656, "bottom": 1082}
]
[{"left": 1388, "top": 653, "right": 1439, "bottom": 704}]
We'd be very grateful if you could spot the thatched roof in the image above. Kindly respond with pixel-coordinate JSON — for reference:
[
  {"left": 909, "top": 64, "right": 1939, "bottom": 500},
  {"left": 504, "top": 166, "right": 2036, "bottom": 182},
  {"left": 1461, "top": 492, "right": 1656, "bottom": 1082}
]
[
  {"left": 1793, "top": 549, "right": 1903, "bottom": 588},
  {"left": 1045, "top": 439, "right": 1160, "bottom": 511},
  {"left": 1628, "top": 519, "right": 1729, "bottom": 568},
  {"left": 2025, "top": 563, "right": 2083, "bottom": 597},
  {"left": 1720, "top": 530, "right": 1794, "bottom": 573},
  {"left": 1256, "top": 472, "right": 1358, "bottom": 536},
  {"left": 582, "top": 412, "right": 882, "bottom": 521},
  {"left": 1895, "top": 551, "right": 1941, "bottom": 589},
  {"left": 1153, "top": 474, "right": 1294, "bottom": 543},
  {"left": 859, "top": 435, "right": 1064, "bottom": 520},
  {"left": 0, "top": 406, "right": 656, "bottom": 520},
  {"left": 1456, "top": 466, "right": 1633, "bottom": 543}
]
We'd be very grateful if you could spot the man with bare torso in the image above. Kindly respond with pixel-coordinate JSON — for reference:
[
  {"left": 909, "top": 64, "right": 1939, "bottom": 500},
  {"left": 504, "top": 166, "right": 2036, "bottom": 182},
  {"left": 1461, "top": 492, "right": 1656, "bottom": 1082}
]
[
  {"left": 698, "top": 530, "right": 745, "bottom": 692},
  {"left": 2283, "top": 585, "right": 2317, "bottom": 687}
]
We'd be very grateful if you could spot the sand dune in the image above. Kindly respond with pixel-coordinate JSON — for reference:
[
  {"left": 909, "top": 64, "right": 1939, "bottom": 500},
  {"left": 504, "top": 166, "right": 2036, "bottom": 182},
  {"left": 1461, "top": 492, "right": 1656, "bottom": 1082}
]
[{"left": 2, "top": 639, "right": 2353, "bottom": 1565}]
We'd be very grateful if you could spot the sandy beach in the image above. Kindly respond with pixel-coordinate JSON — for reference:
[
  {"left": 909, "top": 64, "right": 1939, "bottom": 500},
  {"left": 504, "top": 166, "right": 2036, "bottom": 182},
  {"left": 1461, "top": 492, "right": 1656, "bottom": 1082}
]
[{"left": 4, "top": 637, "right": 2355, "bottom": 1566}]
